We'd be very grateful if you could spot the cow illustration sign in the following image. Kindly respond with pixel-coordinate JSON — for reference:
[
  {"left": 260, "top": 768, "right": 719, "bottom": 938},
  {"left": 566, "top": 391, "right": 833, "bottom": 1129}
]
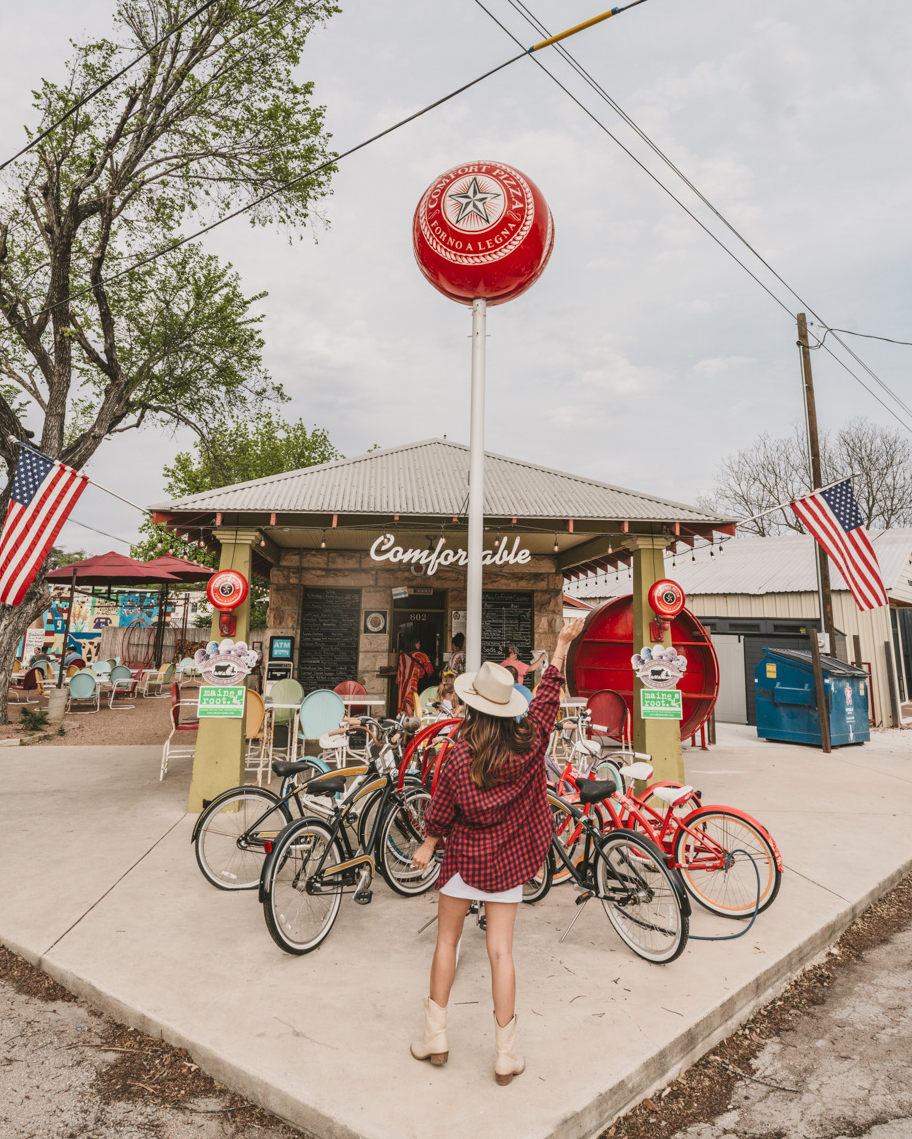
[
  {"left": 631, "top": 645, "right": 688, "bottom": 690},
  {"left": 194, "top": 638, "right": 259, "bottom": 686}
]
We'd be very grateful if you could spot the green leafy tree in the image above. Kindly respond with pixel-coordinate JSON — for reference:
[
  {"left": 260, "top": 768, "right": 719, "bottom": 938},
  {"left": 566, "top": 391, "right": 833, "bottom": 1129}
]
[
  {"left": 0, "top": 0, "right": 338, "bottom": 716},
  {"left": 131, "top": 413, "right": 343, "bottom": 628}
]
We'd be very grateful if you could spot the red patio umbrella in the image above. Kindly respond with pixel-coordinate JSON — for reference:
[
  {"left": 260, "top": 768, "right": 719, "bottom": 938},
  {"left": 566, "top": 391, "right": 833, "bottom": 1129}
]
[
  {"left": 144, "top": 555, "right": 215, "bottom": 665},
  {"left": 46, "top": 553, "right": 182, "bottom": 684}
]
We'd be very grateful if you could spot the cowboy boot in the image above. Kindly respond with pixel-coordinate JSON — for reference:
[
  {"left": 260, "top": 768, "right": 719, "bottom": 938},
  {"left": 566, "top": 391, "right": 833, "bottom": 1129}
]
[
  {"left": 410, "top": 996, "right": 449, "bottom": 1065},
  {"left": 494, "top": 1012, "right": 524, "bottom": 1085}
]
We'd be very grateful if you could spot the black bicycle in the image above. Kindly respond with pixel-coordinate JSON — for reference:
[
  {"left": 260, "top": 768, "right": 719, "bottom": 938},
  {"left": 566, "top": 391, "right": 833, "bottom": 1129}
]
[
  {"left": 192, "top": 715, "right": 422, "bottom": 892},
  {"left": 258, "top": 749, "right": 438, "bottom": 954},
  {"left": 524, "top": 777, "right": 691, "bottom": 964}
]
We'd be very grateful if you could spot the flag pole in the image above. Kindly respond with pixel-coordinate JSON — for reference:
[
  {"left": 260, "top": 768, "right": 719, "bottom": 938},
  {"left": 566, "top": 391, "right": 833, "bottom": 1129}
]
[
  {"left": 10, "top": 438, "right": 152, "bottom": 517},
  {"left": 735, "top": 473, "right": 861, "bottom": 528}
]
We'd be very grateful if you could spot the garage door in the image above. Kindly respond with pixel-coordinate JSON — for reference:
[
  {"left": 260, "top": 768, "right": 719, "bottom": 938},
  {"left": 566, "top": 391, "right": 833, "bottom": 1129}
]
[{"left": 713, "top": 634, "right": 747, "bottom": 724}]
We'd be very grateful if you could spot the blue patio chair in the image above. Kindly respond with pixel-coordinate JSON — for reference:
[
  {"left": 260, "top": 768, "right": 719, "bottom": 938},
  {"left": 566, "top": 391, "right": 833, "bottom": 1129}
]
[
  {"left": 109, "top": 664, "right": 138, "bottom": 710},
  {"left": 298, "top": 689, "right": 346, "bottom": 741},
  {"left": 66, "top": 670, "right": 99, "bottom": 714},
  {"left": 514, "top": 682, "right": 532, "bottom": 724}
]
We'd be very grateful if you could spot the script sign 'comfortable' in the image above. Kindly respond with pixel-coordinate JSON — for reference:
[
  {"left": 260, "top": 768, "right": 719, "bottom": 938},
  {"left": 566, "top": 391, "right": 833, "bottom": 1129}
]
[{"left": 370, "top": 534, "right": 532, "bottom": 576}]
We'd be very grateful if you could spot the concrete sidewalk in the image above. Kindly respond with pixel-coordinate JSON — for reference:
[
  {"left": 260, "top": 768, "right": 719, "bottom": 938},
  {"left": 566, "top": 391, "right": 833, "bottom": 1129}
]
[{"left": 2, "top": 731, "right": 911, "bottom": 1139}]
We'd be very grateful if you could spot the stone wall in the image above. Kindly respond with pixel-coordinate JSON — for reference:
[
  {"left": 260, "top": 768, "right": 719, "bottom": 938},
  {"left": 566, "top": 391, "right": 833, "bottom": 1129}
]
[{"left": 265, "top": 550, "right": 565, "bottom": 699}]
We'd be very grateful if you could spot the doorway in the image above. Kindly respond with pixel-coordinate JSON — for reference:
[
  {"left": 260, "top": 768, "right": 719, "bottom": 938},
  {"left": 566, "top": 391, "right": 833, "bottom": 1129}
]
[{"left": 389, "top": 590, "right": 447, "bottom": 710}]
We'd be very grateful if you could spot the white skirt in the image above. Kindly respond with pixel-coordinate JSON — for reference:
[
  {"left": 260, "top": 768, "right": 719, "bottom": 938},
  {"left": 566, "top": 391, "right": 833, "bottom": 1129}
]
[{"left": 439, "top": 872, "right": 523, "bottom": 904}]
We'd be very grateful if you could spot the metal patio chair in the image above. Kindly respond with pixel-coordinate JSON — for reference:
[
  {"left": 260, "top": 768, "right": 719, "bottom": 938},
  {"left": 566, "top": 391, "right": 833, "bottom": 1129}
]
[
  {"left": 161, "top": 682, "right": 200, "bottom": 780},
  {"left": 109, "top": 664, "right": 138, "bottom": 710},
  {"left": 66, "top": 669, "right": 100, "bottom": 714}
]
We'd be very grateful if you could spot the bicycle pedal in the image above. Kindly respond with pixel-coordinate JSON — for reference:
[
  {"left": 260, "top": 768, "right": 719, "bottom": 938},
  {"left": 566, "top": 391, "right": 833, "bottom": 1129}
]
[
  {"left": 575, "top": 892, "right": 592, "bottom": 906},
  {"left": 354, "top": 890, "right": 373, "bottom": 906}
]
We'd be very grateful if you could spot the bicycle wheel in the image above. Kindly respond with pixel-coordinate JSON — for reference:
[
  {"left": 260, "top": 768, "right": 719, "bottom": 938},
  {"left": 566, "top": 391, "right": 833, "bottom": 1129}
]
[
  {"left": 378, "top": 788, "right": 440, "bottom": 896},
  {"left": 522, "top": 855, "right": 552, "bottom": 904},
  {"left": 594, "top": 829, "right": 689, "bottom": 964},
  {"left": 262, "top": 819, "right": 343, "bottom": 954},
  {"left": 195, "top": 788, "right": 293, "bottom": 890},
  {"left": 673, "top": 807, "right": 781, "bottom": 918}
]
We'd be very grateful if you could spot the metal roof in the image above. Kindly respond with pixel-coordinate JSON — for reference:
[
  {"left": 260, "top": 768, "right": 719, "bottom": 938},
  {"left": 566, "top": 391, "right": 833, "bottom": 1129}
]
[
  {"left": 152, "top": 438, "right": 729, "bottom": 524},
  {"left": 566, "top": 530, "right": 912, "bottom": 599}
]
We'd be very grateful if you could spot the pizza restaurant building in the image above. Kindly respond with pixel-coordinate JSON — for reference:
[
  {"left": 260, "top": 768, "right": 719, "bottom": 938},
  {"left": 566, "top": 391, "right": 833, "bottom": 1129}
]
[{"left": 151, "top": 438, "right": 733, "bottom": 809}]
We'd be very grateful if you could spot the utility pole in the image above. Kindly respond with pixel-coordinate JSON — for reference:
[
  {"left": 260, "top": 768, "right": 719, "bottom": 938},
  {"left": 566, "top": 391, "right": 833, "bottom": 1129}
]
[{"left": 797, "top": 313, "right": 835, "bottom": 648}]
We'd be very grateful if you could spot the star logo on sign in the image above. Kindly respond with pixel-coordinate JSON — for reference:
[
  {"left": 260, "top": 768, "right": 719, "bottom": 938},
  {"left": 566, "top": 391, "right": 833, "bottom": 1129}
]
[{"left": 448, "top": 177, "right": 501, "bottom": 226}]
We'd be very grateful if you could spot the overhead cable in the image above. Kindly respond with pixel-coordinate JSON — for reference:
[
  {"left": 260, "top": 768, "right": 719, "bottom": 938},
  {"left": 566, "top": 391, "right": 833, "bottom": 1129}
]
[
  {"left": 2, "top": 3, "right": 653, "bottom": 336},
  {"left": 0, "top": 0, "right": 223, "bottom": 172},
  {"left": 480, "top": 0, "right": 912, "bottom": 433}
]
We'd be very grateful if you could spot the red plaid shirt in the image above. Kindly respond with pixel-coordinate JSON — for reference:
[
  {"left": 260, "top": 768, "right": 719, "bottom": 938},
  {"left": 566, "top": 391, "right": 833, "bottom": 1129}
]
[{"left": 424, "top": 665, "right": 563, "bottom": 893}]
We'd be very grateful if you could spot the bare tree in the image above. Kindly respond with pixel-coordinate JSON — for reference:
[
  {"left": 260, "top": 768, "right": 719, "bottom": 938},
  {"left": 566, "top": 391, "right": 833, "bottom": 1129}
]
[{"left": 699, "top": 418, "right": 912, "bottom": 535}]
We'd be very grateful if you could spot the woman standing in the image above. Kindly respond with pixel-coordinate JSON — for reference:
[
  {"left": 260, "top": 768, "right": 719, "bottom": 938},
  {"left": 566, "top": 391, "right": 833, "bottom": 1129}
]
[
  {"left": 396, "top": 636, "right": 433, "bottom": 715},
  {"left": 410, "top": 618, "right": 585, "bottom": 1084}
]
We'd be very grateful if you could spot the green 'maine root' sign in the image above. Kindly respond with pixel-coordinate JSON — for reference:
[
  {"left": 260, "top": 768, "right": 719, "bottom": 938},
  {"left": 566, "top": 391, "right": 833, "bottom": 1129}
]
[
  {"left": 640, "top": 689, "right": 683, "bottom": 720},
  {"left": 198, "top": 686, "right": 246, "bottom": 718}
]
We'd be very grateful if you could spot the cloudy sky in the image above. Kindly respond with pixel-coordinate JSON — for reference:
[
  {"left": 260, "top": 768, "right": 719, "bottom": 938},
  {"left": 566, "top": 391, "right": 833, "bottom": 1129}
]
[{"left": 2, "top": 0, "right": 911, "bottom": 552}]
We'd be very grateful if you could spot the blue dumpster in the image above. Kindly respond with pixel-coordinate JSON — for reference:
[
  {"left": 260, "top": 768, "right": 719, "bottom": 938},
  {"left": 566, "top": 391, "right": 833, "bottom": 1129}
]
[{"left": 754, "top": 648, "right": 870, "bottom": 746}]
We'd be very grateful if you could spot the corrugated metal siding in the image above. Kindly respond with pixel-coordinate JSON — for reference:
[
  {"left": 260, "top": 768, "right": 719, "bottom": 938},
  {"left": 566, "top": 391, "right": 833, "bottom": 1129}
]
[{"left": 152, "top": 439, "right": 728, "bottom": 523}]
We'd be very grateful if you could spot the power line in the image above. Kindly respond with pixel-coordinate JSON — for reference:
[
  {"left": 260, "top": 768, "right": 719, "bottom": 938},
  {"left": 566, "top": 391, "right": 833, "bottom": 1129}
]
[
  {"left": 480, "top": 0, "right": 912, "bottom": 434},
  {"left": 812, "top": 325, "right": 912, "bottom": 349},
  {"left": 1, "top": 4, "right": 655, "bottom": 336},
  {"left": 63, "top": 517, "right": 133, "bottom": 546},
  {"left": 0, "top": 0, "right": 223, "bottom": 173}
]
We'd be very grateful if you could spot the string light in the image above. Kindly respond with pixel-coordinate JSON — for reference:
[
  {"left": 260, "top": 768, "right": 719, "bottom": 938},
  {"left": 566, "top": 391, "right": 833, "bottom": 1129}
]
[
  {"left": 710, "top": 546, "right": 715, "bottom": 560},
  {"left": 320, "top": 530, "right": 326, "bottom": 549},
  {"left": 553, "top": 533, "right": 559, "bottom": 553}
]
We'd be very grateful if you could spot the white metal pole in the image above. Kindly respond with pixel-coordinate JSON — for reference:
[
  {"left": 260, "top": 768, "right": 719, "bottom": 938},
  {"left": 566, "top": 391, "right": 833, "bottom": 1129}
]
[{"left": 466, "top": 297, "right": 487, "bottom": 671}]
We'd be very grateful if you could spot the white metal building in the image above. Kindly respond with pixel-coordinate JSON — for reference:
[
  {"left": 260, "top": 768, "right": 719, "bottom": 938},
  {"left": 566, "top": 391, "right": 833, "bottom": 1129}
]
[{"left": 566, "top": 531, "right": 912, "bottom": 728}]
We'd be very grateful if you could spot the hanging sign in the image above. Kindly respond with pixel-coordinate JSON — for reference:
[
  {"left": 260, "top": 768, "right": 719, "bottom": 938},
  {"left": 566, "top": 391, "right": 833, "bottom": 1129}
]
[
  {"left": 640, "top": 689, "right": 683, "bottom": 720},
  {"left": 370, "top": 534, "right": 531, "bottom": 576},
  {"left": 198, "top": 686, "right": 246, "bottom": 718},
  {"left": 632, "top": 645, "right": 688, "bottom": 690},
  {"left": 194, "top": 638, "right": 259, "bottom": 685},
  {"left": 206, "top": 570, "right": 249, "bottom": 612}
]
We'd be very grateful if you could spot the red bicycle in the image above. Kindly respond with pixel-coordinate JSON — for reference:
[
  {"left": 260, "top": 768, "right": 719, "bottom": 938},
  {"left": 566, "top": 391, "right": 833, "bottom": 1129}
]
[{"left": 553, "top": 757, "right": 782, "bottom": 918}]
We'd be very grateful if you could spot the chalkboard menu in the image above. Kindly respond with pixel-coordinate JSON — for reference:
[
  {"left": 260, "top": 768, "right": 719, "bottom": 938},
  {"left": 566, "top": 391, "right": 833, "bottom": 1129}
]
[
  {"left": 298, "top": 588, "right": 362, "bottom": 691},
  {"left": 482, "top": 591, "right": 534, "bottom": 686}
]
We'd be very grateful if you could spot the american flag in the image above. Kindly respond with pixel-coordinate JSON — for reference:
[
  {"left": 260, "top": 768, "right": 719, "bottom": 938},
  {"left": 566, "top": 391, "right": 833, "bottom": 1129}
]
[
  {"left": 0, "top": 447, "right": 88, "bottom": 606},
  {"left": 791, "top": 479, "right": 888, "bottom": 611}
]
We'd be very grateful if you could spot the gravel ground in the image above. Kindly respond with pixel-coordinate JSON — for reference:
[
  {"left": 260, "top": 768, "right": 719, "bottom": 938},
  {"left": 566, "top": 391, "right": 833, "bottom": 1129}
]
[
  {"left": 0, "top": 947, "right": 305, "bottom": 1138},
  {"left": 1, "top": 686, "right": 186, "bottom": 747},
  {"left": 600, "top": 872, "right": 912, "bottom": 1139}
]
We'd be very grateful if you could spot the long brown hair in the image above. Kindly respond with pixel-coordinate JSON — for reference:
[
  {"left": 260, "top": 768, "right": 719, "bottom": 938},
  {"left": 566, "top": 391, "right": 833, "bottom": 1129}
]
[{"left": 461, "top": 706, "right": 535, "bottom": 790}]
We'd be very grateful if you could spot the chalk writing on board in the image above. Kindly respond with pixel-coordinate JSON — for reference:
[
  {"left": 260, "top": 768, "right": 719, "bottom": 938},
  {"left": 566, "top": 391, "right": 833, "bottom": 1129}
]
[
  {"left": 482, "top": 591, "right": 534, "bottom": 688},
  {"left": 299, "top": 588, "right": 361, "bottom": 691}
]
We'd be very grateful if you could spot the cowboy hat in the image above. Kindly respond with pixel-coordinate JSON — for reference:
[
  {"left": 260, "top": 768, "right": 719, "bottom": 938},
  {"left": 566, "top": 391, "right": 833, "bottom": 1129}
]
[{"left": 454, "top": 661, "right": 530, "bottom": 718}]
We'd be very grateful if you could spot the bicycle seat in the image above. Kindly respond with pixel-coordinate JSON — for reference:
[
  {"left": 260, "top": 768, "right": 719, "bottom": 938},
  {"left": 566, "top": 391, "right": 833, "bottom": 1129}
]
[
  {"left": 304, "top": 776, "right": 347, "bottom": 797},
  {"left": 649, "top": 784, "right": 695, "bottom": 808},
  {"left": 576, "top": 777, "right": 617, "bottom": 804},
  {"left": 272, "top": 759, "right": 322, "bottom": 777},
  {"left": 319, "top": 733, "right": 347, "bottom": 750},
  {"left": 618, "top": 761, "right": 654, "bottom": 782}
]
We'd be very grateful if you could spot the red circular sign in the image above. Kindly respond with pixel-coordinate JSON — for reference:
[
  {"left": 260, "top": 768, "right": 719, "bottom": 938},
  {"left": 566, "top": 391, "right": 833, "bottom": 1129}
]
[
  {"left": 648, "top": 579, "right": 686, "bottom": 619},
  {"left": 207, "top": 570, "right": 249, "bottom": 612},
  {"left": 413, "top": 160, "right": 554, "bottom": 306}
]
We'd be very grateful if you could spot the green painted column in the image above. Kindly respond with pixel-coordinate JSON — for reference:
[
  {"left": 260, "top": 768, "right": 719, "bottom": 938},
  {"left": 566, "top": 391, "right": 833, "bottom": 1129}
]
[
  {"left": 629, "top": 535, "right": 684, "bottom": 784},
  {"left": 187, "top": 527, "right": 259, "bottom": 813}
]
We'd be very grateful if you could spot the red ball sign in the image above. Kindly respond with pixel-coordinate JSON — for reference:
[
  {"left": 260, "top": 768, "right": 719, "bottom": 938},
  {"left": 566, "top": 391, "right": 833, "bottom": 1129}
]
[
  {"left": 207, "top": 569, "right": 249, "bottom": 612},
  {"left": 413, "top": 160, "right": 554, "bottom": 306},
  {"left": 648, "top": 579, "right": 686, "bottom": 620}
]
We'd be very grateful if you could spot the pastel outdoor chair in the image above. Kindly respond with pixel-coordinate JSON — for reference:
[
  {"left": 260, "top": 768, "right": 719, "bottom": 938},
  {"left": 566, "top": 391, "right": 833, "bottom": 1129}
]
[
  {"left": 108, "top": 664, "right": 139, "bottom": 710},
  {"left": 161, "top": 682, "right": 200, "bottom": 780},
  {"left": 267, "top": 678, "right": 305, "bottom": 759},
  {"left": 142, "top": 662, "right": 175, "bottom": 698},
  {"left": 66, "top": 669, "right": 99, "bottom": 714},
  {"left": 586, "top": 688, "right": 631, "bottom": 750},
  {"left": 9, "top": 667, "right": 42, "bottom": 704},
  {"left": 334, "top": 679, "right": 367, "bottom": 717},
  {"left": 298, "top": 689, "right": 347, "bottom": 767},
  {"left": 244, "top": 689, "right": 269, "bottom": 784}
]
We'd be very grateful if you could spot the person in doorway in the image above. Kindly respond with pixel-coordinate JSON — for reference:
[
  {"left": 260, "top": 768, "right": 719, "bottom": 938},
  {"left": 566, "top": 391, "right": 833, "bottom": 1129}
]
[
  {"left": 448, "top": 632, "right": 466, "bottom": 677},
  {"left": 396, "top": 636, "right": 433, "bottom": 715},
  {"left": 410, "top": 618, "right": 586, "bottom": 1084},
  {"left": 500, "top": 644, "right": 545, "bottom": 684}
]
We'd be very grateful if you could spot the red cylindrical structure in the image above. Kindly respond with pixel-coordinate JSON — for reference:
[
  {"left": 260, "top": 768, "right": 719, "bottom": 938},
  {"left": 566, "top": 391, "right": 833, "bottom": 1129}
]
[
  {"left": 413, "top": 160, "right": 553, "bottom": 306},
  {"left": 566, "top": 594, "right": 719, "bottom": 740}
]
